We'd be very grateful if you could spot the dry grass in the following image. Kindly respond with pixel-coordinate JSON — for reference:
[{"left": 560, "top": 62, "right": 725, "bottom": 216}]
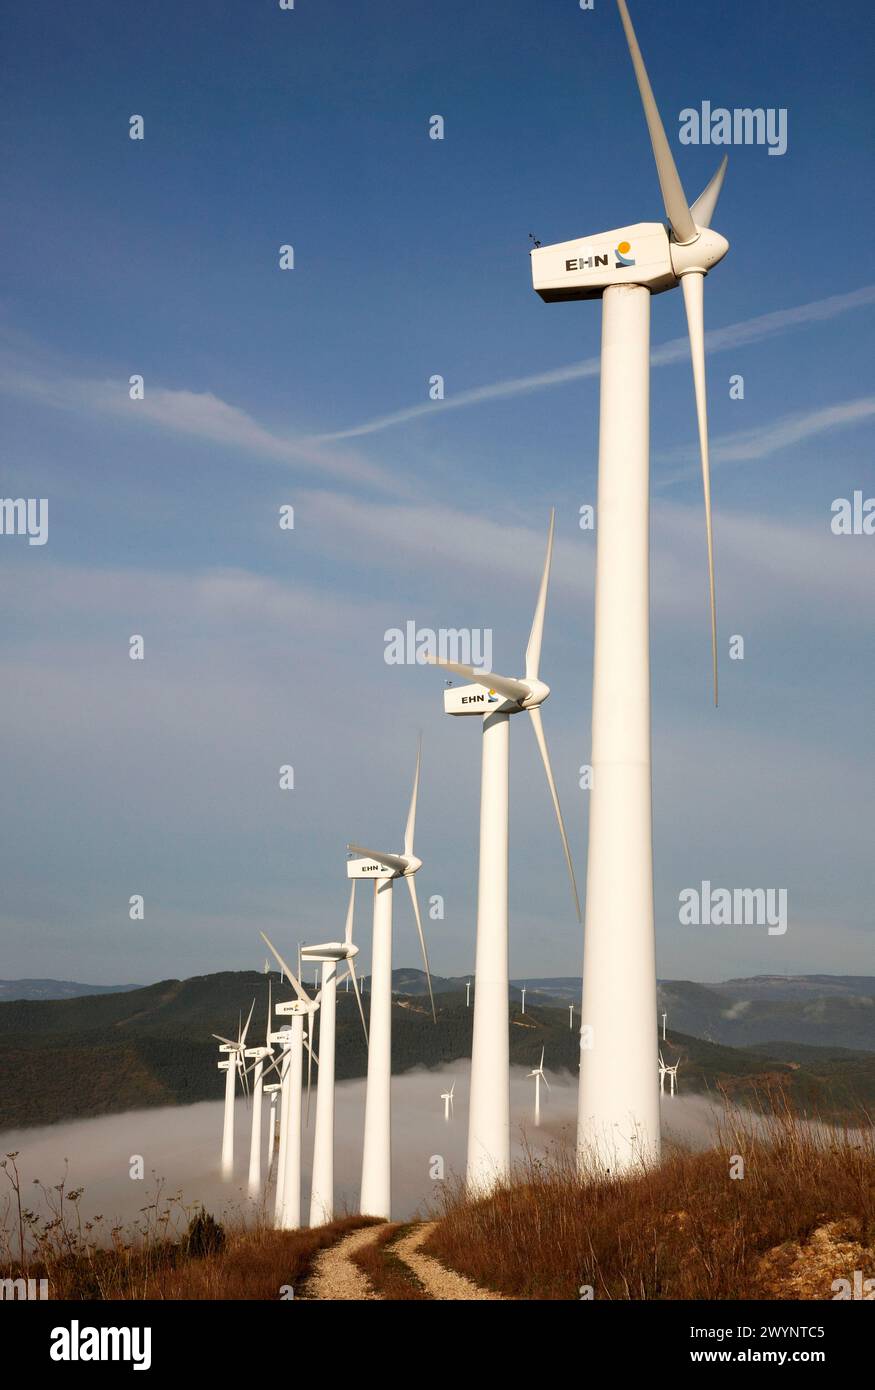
[
  {"left": 0, "top": 1153, "right": 378, "bottom": 1300},
  {"left": 348, "top": 1222, "right": 429, "bottom": 1300},
  {"left": 140, "top": 1216, "right": 383, "bottom": 1300},
  {"left": 423, "top": 1102, "right": 875, "bottom": 1300}
]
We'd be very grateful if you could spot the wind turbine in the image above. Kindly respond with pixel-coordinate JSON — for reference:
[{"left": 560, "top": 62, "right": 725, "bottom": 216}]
[
  {"left": 260, "top": 942, "right": 323, "bottom": 1230},
  {"left": 528, "top": 1047, "right": 550, "bottom": 1127},
  {"left": 278, "top": 886, "right": 367, "bottom": 1227},
  {"left": 214, "top": 1000, "right": 254, "bottom": 1179},
  {"left": 425, "top": 510, "right": 581, "bottom": 1194},
  {"left": 520, "top": 985, "right": 527, "bottom": 1016},
  {"left": 658, "top": 1052, "right": 668, "bottom": 1098},
  {"left": 465, "top": 980, "right": 471, "bottom": 1008},
  {"left": 440, "top": 1080, "right": 456, "bottom": 1121},
  {"left": 667, "top": 1059, "right": 681, "bottom": 1098},
  {"left": 347, "top": 740, "right": 435, "bottom": 1219},
  {"left": 568, "top": 1003, "right": 574, "bottom": 1031},
  {"left": 662, "top": 1012, "right": 668, "bottom": 1042},
  {"left": 531, "top": 0, "right": 729, "bottom": 1174},
  {"left": 244, "top": 983, "right": 274, "bottom": 1197}
]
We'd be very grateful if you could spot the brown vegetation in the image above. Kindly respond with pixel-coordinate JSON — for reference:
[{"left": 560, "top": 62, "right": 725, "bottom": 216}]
[
  {"left": 423, "top": 1103, "right": 875, "bottom": 1300},
  {"left": 0, "top": 1154, "right": 378, "bottom": 1300}
]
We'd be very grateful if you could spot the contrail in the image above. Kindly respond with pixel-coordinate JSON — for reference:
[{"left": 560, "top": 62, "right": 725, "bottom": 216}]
[{"left": 308, "top": 286, "right": 875, "bottom": 443}]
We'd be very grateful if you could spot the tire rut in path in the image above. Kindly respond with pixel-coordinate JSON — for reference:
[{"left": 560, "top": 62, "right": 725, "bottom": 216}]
[{"left": 391, "top": 1222, "right": 505, "bottom": 1300}]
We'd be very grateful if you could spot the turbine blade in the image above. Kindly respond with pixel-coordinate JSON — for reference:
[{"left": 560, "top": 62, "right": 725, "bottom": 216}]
[
  {"left": 346, "top": 955, "right": 369, "bottom": 1045},
  {"left": 524, "top": 509, "right": 555, "bottom": 682},
  {"left": 616, "top": 0, "right": 696, "bottom": 243},
  {"left": 681, "top": 271, "right": 719, "bottom": 706},
  {"left": 543, "top": 1076, "right": 551, "bottom": 1092},
  {"left": 539, "top": 1046, "right": 545, "bottom": 1070},
  {"left": 690, "top": 155, "right": 728, "bottom": 229},
  {"left": 240, "top": 998, "right": 255, "bottom": 1048},
  {"left": 343, "top": 879, "right": 356, "bottom": 946},
  {"left": 425, "top": 657, "right": 530, "bottom": 705},
  {"left": 260, "top": 932, "right": 310, "bottom": 1002},
  {"left": 403, "top": 736, "right": 422, "bottom": 857},
  {"left": 347, "top": 845, "right": 407, "bottom": 875},
  {"left": 405, "top": 873, "right": 436, "bottom": 1022},
  {"left": 212, "top": 1034, "right": 237, "bottom": 1047},
  {"left": 262, "top": 1053, "right": 283, "bottom": 1083},
  {"left": 306, "top": 1022, "right": 313, "bottom": 1125},
  {"left": 527, "top": 706, "right": 582, "bottom": 922}
]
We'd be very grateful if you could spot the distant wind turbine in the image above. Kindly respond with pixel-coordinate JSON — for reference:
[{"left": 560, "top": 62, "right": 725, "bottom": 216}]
[
  {"left": 348, "top": 739, "right": 435, "bottom": 1220},
  {"left": 440, "top": 1080, "right": 456, "bottom": 1121},
  {"left": 424, "top": 511, "right": 581, "bottom": 1194},
  {"left": 213, "top": 1000, "right": 254, "bottom": 1179},
  {"left": 260, "top": 944, "right": 323, "bottom": 1230},
  {"left": 244, "top": 983, "right": 274, "bottom": 1196},
  {"left": 301, "top": 885, "right": 367, "bottom": 1226},
  {"left": 528, "top": 1047, "right": 550, "bottom": 1127}
]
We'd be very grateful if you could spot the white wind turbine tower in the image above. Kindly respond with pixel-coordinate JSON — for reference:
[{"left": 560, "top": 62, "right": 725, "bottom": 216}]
[
  {"left": 520, "top": 985, "right": 527, "bottom": 1015},
  {"left": 348, "top": 740, "right": 435, "bottom": 1220},
  {"left": 528, "top": 1047, "right": 550, "bottom": 1128},
  {"left": 667, "top": 1059, "right": 681, "bottom": 1098},
  {"left": 440, "top": 1080, "right": 456, "bottom": 1122},
  {"left": 244, "top": 983, "right": 274, "bottom": 1197},
  {"left": 260, "top": 950, "right": 323, "bottom": 1230},
  {"left": 426, "top": 510, "right": 581, "bottom": 1193},
  {"left": 264, "top": 1082, "right": 281, "bottom": 1173},
  {"left": 658, "top": 1052, "right": 668, "bottom": 1098},
  {"left": 214, "top": 1000, "right": 254, "bottom": 1179},
  {"left": 531, "top": 0, "right": 729, "bottom": 1174}
]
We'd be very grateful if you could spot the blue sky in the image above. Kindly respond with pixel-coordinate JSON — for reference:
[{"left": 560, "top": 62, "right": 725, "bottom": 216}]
[{"left": 1, "top": 0, "right": 873, "bottom": 985}]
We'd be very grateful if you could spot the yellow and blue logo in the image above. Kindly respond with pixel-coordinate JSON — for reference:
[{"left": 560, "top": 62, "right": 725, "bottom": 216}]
[
  {"left": 487, "top": 689, "right": 499, "bottom": 703},
  {"left": 614, "top": 240, "right": 636, "bottom": 267}
]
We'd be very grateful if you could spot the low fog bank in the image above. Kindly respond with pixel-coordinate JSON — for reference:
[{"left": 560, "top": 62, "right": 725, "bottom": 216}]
[{"left": 0, "top": 1065, "right": 827, "bottom": 1243}]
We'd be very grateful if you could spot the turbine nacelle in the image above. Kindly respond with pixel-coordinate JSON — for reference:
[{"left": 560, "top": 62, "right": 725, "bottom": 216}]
[
  {"left": 301, "top": 940, "right": 359, "bottom": 963},
  {"left": 531, "top": 221, "right": 729, "bottom": 304},
  {"left": 442, "top": 674, "right": 550, "bottom": 717},
  {"left": 346, "top": 847, "right": 421, "bottom": 879}
]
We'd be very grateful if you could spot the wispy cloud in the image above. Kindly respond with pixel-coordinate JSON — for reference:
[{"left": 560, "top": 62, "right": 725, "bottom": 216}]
[
  {"left": 657, "top": 395, "right": 875, "bottom": 482},
  {"left": 0, "top": 362, "right": 394, "bottom": 492},
  {"left": 308, "top": 286, "right": 875, "bottom": 442}
]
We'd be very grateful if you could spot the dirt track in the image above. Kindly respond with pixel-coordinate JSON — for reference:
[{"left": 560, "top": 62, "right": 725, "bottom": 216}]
[{"left": 301, "top": 1222, "right": 504, "bottom": 1301}]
